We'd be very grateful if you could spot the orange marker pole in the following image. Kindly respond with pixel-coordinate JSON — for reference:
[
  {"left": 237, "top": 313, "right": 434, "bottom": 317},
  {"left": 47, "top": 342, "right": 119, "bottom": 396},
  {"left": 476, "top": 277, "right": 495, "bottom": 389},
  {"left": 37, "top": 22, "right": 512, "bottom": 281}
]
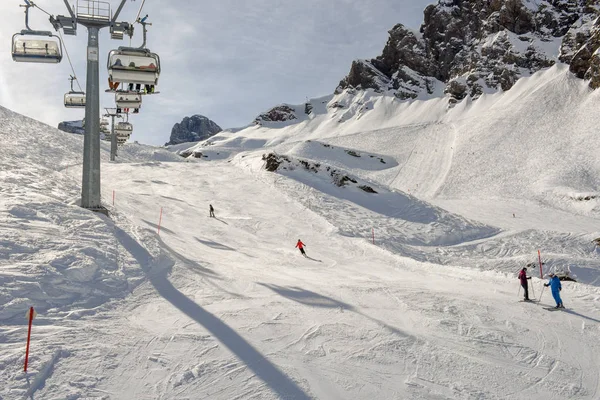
[
  {"left": 157, "top": 207, "right": 163, "bottom": 235},
  {"left": 24, "top": 307, "right": 34, "bottom": 372}
]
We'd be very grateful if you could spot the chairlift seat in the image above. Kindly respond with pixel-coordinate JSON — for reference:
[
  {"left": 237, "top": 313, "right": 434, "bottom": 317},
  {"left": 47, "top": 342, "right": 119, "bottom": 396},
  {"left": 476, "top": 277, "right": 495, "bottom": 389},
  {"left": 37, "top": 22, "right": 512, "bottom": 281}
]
[
  {"left": 64, "top": 92, "right": 86, "bottom": 108},
  {"left": 115, "top": 122, "right": 134, "bottom": 136},
  {"left": 12, "top": 32, "right": 62, "bottom": 63},
  {"left": 115, "top": 93, "right": 142, "bottom": 109}
]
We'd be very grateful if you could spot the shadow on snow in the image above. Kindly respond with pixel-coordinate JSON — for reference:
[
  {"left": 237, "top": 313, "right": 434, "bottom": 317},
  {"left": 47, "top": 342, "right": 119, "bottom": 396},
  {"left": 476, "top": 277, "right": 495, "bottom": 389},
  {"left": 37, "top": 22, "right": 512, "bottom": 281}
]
[
  {"left": 257, "top": 283, "right": 413, "bottom": 339},
  {"left": 114, "top": 226, "right": 311, "bottom": 400}
]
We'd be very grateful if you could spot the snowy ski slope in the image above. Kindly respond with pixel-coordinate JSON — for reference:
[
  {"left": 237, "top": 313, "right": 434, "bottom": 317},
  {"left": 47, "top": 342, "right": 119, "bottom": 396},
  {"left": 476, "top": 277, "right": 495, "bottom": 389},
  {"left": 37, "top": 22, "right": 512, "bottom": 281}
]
[{"left": 1, "top": 65, "right": 600, "bottom": 399}]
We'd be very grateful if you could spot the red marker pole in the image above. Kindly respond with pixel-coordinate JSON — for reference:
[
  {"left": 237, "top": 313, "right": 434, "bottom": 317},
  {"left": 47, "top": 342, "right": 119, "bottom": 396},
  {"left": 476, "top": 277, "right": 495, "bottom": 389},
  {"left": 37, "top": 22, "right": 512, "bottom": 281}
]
[
  {"left": 157, "top": 207, "right": 163, "bottom": 235},
  {"left": 538, "top": 250, "right": 543, "bottom": 279},
  {"left": 24, "top": 307, "right": 34, "bottom": 372},
  {"left": 112, "top": 190, "right": 115, "bottom": 206},
  {"left": 372, "top": 228, "right": 375, "bottom": 244}
]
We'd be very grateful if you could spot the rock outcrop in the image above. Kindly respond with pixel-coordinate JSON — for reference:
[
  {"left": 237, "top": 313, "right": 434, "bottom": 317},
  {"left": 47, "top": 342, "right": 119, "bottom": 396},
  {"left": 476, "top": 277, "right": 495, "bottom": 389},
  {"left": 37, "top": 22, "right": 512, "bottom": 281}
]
[
  {"left": 337, "top": 0, "right": 600, "bottom": 101},
  {"left": 254, "top": 105, "right": 298, "bottom": 124},
  {"left": 57, "top": 120, "right": 84, "bottom": 135},
  {"left": 165, "top": 115, "right": 222, "bottom": 146}
]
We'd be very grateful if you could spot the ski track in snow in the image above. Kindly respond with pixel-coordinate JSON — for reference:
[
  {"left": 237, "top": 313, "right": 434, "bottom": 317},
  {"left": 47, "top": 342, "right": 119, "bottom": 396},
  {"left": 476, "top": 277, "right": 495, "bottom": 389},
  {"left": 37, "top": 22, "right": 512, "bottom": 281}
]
[{"left": 1, "top": 66, "right": 600, "bottom": 399}]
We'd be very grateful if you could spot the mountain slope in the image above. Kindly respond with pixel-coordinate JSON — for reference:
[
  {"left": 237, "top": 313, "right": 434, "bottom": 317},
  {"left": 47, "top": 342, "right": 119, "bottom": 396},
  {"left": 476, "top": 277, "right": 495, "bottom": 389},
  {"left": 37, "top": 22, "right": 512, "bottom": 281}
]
[
  {"left": 177, "top": 65, "right": 600, "bottom": 283},
  {"left": 1, "top": 91, "right": 600, "bottom": 399}
]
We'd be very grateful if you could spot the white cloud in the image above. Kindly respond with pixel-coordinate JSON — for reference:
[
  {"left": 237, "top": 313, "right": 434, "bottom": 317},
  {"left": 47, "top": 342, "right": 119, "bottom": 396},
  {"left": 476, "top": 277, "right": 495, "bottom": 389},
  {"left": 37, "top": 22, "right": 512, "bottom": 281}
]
[{"left": 0, "top": 0, "right": 432, "bottom": 145}]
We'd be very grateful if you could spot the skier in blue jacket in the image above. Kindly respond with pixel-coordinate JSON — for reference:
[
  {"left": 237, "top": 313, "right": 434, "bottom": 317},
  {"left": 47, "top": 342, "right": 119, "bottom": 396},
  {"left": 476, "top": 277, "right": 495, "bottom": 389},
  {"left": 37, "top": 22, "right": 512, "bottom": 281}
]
[{"left": 544, "top": 273, "right": 564, "bottom": 308}]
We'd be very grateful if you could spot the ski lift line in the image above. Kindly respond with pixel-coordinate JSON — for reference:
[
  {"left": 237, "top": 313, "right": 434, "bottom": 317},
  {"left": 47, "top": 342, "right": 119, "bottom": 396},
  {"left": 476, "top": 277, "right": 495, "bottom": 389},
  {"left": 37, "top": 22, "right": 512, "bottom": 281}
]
[
  {"left": 58, "top": 29, "right": 83, "bottom": 92},
  {"left": 134, "top": 0, "right": 147, "bottom": 24},
  {"left": 26, "top": 1, "right": 51, "bottom": 17}
]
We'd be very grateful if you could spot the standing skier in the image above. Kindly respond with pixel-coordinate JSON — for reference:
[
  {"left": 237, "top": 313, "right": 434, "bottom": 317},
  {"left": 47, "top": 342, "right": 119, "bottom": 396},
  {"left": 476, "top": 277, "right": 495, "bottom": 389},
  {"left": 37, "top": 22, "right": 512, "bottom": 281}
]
[
  {"left": 295, "top": 239, "right": 306, "bottom": 257},
  {"left": 209, "top": 204, "right": 215, "bottom": 218},
  {"left": 544, "top": 272, "right": 564, "bottom": 308},
  {"left": 518, "top": 267, "right": 532, "bottom": 301}
]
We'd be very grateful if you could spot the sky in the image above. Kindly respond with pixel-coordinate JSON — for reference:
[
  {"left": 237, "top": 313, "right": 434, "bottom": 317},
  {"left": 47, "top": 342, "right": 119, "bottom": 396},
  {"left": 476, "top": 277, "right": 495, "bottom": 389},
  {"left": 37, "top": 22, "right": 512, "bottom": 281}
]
[{"left": 0, "top": 0, "right": 432, "bottom": 145}]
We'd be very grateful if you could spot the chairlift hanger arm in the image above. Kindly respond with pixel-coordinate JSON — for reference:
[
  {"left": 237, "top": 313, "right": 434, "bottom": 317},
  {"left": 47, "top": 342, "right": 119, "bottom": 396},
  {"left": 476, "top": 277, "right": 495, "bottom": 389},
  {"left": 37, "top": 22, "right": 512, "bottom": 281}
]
[
  {"left": 62, "top": 0, "right": 76, "bottom": 21},
  {"left": 21, "top": 1, "right": 33, "bottom": 31},
  {"left": 112, "top": 0, "right": 128, "bottom": 24}
]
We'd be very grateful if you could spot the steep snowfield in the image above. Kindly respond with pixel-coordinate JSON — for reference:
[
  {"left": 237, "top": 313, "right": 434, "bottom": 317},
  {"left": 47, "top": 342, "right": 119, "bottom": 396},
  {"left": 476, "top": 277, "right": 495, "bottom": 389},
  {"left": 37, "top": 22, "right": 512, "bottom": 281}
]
[{"left": 1, "top": 65, "right": 600, "bottom": 399}]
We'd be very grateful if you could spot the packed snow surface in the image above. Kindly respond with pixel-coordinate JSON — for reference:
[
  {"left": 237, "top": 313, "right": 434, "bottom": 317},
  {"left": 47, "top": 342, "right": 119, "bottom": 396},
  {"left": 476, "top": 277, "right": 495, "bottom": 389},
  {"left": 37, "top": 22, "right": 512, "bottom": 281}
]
[{"left": 1, "top": 65, "right": 600, "bottom": 400}]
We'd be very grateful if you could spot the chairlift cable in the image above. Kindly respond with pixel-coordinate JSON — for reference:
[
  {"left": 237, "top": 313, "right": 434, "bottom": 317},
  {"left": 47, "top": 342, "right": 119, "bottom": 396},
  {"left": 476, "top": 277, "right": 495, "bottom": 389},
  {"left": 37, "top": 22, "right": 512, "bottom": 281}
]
[
  {"left": 134, "top": 0, "right": 147, "bottom": 23},
  {"left": 30, "top": 1, "right": 52, "bottom": 17},
  {"left": 58, "top": 29, "right": 83, "bottom": 92}
]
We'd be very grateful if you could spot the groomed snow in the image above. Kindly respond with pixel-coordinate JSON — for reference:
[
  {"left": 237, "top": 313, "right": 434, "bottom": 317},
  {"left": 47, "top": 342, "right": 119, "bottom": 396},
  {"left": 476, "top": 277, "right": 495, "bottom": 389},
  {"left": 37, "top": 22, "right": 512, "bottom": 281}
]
[{"left": 1, "top": 64, "right": 600, "bottom": 399}]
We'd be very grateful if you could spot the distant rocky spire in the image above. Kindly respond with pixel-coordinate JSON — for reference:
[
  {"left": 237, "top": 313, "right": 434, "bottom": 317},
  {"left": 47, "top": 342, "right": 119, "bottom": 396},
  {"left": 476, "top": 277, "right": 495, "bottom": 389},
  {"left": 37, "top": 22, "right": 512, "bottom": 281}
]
[{"left": 165, "top": 115, "right": 222, "bottom": 146}]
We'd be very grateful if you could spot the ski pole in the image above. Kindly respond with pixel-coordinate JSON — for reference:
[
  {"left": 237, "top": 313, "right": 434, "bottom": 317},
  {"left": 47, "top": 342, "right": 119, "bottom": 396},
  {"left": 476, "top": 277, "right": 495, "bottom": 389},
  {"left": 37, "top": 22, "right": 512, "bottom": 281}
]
[
  {"left": 518, "top": 285, "right": 521, "bottom": 298},
  {"left": 538, "top": 283, "right": 546, "bottom": 302},
  {"left": 530, "top": 280, "right": 536, "bottom": 298}
]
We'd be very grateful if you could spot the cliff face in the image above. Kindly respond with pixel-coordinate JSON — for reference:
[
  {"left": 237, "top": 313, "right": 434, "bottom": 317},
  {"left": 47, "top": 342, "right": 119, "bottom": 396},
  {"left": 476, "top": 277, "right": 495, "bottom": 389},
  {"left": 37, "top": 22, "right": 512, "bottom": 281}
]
[
  {"left": 57, "top": 120, "right": 84, "bottom": 135},
  {"left": 165, "top": 115, "right": 222, "bottom": 146},
  {"left": 337, "top": 0, "right": 600, "bottom": 102}
]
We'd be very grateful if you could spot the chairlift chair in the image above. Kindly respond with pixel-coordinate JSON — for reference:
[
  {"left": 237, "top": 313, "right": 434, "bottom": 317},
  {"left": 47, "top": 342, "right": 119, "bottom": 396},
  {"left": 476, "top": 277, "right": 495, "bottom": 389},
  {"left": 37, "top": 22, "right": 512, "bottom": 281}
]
[
  {"left": 64, "top": 92, "right": 86, "bottom": 108},
  {"left": 107, "top": 16, "right": 160, "bottom": 88},
  {"left": 114, "top": 121, "right": 133, "bottom": 136},
  {"left": 64, "top": 76, "right": 85, "bottom": 108},
  {"left": 108, "top": 48, "right": 160, "bottom": 85},
  {"left": 12, "top": 33, "right": 63, "bottom": 63},
  {"left": 12, "top": 2, "right": 63, "bottom": 63},
  {"left": 116, "top": 129, "right": 131, "bottom": 146},
  {"left": 115, "top": 92, "right": 142, "bottom": 109}
]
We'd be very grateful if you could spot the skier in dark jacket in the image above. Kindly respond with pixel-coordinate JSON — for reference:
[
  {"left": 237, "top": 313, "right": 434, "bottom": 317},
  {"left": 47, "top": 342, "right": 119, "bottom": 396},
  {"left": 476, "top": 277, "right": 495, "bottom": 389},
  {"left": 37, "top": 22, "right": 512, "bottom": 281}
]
[
  {"left": 209, "top": 204, "right": 215, "bottom": 218},
  {"left": 544, "top": 273, "right": 564, "bottom": 308},
  {"left": 518, "top": 267, "right": 532, "bottom": 301},
  {"left": 296, "top": 239, "right": 306, "bottom": 257}
]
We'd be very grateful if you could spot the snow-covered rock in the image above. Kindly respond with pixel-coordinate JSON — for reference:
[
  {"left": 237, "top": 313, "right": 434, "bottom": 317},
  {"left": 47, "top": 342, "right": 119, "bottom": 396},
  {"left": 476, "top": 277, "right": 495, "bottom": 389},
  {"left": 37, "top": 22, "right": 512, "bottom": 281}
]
[
  {"left": 337, "top": 0, "right": 600, "bottom": 101},
  {"left": 254, "top": 105, "right": 298, "bottom": 125}
]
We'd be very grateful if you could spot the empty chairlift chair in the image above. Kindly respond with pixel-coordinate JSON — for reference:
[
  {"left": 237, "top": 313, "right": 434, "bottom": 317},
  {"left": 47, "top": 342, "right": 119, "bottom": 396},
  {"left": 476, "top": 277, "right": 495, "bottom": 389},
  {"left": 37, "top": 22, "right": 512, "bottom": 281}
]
[
  {"left": 115, "top": 92, "right": 142, "bottom": 109},
  {"left": 12, "top": 2, "right": 63, "bottom": 64},
  {"left": 12, "top": 34, "right": 63, "bottom": 63},
  {"left": 100, "top": 118, "right": 110, "bottom": 134},
  {"left": 64, "top": 92, "right": 86, "bottom": 107},
  {"left": 64, "top": 76, "right": 85, "bottom": 108},
  {"left": 114, "top": 122, "right": 133, "bottom": 144},
  {"left": 116, "top": 135, "right": 128, "bottom": 145}
]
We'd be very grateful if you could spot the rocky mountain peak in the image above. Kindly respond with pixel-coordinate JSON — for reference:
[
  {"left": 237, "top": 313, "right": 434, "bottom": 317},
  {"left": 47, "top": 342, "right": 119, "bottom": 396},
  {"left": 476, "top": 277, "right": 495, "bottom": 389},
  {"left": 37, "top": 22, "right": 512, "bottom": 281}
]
[
  {"left": 165, "top": 115, "right": 222, "bottom": 146},
  {"left": 337, "top": 0, "right": 600, "bottom": 103}
]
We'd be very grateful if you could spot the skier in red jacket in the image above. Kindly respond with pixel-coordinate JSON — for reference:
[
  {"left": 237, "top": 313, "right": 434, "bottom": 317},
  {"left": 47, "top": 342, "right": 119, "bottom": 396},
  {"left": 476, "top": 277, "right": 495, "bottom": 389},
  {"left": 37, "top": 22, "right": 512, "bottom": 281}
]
[
  {"left": 518, "top": 267, "right": 532, "bottom": 301},
  {"left": 296, "top": 239, "right": 307, "bottom": 257}
]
